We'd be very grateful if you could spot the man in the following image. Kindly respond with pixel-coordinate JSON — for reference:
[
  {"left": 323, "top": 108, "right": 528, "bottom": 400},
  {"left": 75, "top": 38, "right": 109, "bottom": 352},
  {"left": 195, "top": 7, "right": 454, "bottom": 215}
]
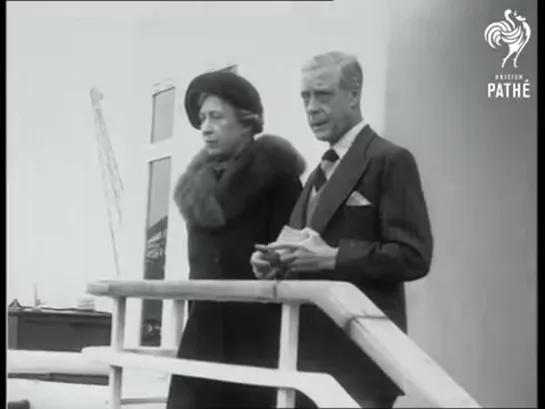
[{"left": 250, "top": 51, "right": 434, "bottom": 408}]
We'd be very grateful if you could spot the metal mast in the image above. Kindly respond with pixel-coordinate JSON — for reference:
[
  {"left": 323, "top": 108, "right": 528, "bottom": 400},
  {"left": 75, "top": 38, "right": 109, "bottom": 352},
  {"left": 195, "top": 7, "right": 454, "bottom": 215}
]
[{"left": 89, "top": 88, "right": 124, "bottom": 276}]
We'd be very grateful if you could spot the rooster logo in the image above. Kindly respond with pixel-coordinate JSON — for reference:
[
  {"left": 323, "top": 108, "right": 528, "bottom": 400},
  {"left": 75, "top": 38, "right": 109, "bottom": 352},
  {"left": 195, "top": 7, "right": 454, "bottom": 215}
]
[{"left": 484, "top": 9, "right": 531, "bottom": 68}]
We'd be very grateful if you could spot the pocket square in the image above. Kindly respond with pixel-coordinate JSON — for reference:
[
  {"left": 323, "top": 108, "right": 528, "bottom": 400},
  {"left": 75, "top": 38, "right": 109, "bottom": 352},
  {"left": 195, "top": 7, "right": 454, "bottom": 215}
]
[{"left": 346, "top": 191, "right": 372, "bottom": 207}]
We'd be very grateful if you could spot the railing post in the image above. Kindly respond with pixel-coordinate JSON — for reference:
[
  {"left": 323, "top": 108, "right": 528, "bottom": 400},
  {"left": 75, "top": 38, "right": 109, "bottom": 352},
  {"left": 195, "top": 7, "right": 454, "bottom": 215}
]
[
  {"left": 276, "top": 303, "right": 300, "bottom": 408},
  {"left": 109, "top": 297, "right": 126, "bottom": 409},
  {"left": 171, "top": 299, "right": 186, "bottom": 348}
]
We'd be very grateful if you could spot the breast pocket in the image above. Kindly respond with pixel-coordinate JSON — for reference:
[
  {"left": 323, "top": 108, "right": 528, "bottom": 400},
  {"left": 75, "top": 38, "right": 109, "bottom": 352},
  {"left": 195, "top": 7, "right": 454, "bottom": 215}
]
[{"left": 341, "top": 191, "right": 378, "bottom": 239}]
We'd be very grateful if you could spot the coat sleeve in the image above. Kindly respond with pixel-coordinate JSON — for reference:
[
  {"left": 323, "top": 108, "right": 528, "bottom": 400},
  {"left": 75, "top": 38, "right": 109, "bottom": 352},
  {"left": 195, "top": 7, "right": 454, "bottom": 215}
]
[
  {"left": 334, "top": 148, "right": 433, "bottom": 282},
  {"left": 267, "top": 175, "right": 303, "bottom": 242}
]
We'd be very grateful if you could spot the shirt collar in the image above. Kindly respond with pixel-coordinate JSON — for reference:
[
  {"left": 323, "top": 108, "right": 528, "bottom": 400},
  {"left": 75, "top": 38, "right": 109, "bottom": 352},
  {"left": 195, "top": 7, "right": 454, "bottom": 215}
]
[{"left": 331, "top": 119, "right": 367, "bottom": 159}]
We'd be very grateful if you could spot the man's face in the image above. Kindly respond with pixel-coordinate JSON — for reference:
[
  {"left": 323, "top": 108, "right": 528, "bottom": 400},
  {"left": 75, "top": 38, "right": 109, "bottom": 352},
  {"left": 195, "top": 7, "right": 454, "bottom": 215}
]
[
  {"left": 300, "top": 65, "right": 357, "bottom": 143},
  {"left": 199, "top": 95, "right": 248, "bottom": 158}
]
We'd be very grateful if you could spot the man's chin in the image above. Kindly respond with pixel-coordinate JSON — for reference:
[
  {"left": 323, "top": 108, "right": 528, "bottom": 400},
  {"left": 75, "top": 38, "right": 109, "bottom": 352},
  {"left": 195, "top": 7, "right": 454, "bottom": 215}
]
[{"left": 313, "top": 131, "right": 332, "bottom": 142}]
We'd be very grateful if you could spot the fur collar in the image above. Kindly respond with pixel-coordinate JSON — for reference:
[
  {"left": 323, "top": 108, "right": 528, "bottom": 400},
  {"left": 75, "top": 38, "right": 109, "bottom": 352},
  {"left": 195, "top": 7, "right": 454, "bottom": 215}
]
[{"left": 173, "top": 134, "right": 306, "bottom": 229}]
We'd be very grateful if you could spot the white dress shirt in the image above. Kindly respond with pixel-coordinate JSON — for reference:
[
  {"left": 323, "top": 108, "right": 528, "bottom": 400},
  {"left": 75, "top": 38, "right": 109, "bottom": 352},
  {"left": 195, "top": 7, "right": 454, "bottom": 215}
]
[
  {"left": 310, "top": 119, "right": 367, "bottom": 198},
  {"left": 324, "top": 119, "right": 367, "bottom": 179}
]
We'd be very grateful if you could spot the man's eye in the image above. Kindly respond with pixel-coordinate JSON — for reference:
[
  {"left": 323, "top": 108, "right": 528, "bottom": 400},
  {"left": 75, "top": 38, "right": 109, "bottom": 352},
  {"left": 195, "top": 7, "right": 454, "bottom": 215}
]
[{"left": 316, "top": 91, "right": 332, "bottom": 100}]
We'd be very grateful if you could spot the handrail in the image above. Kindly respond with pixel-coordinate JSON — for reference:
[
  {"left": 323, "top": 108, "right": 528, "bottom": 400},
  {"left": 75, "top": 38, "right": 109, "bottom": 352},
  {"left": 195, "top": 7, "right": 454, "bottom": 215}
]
[
  {"left": 83, "top": 347, "right": 359, "bottom": 408},
  {"left": 87, "top": 279, "right": 481, "bottom": 408},
  {"left": 7, "top": 350, "right": 109, "bottom": 377},
  {"left": 7, "top": 349, "right": 170, "bottom": 407}
]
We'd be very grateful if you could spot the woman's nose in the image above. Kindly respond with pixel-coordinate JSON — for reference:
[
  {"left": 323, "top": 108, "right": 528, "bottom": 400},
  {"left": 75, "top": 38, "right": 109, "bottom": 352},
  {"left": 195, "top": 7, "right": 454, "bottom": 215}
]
[{"left": 200, "top": 117, "right": 213, "bottom": 134}]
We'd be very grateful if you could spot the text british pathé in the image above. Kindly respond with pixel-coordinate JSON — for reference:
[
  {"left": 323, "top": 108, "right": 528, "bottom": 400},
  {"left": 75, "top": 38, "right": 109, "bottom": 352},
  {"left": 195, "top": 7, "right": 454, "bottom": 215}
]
[{"left": 487, "top": 73, "right": 531, "bottom": 99}]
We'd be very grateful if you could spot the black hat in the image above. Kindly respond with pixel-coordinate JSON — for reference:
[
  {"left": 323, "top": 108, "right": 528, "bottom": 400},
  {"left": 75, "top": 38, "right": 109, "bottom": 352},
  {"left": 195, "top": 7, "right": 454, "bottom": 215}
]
[{"left": 184, "top": 70, "right": 264, "bottom": 132}]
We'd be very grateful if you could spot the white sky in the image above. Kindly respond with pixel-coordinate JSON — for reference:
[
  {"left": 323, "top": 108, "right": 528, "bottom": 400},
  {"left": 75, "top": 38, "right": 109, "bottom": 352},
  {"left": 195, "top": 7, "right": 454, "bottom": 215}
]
[{"left": 8, "top": 2, "right": 140, "bottom": 306}]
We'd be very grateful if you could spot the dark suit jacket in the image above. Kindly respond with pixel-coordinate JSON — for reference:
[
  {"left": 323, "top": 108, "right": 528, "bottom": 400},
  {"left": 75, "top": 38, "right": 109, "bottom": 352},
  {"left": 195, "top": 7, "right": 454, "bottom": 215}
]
[{"left": 289, "top": 125, "right": 433, "bottom": 402}]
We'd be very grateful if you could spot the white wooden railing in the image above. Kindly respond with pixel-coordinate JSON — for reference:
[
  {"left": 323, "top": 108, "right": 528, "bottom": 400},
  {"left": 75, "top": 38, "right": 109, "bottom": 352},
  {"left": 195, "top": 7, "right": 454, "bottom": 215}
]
[{"left": 85, "top": 279, "right": 481, "bottom": 408}]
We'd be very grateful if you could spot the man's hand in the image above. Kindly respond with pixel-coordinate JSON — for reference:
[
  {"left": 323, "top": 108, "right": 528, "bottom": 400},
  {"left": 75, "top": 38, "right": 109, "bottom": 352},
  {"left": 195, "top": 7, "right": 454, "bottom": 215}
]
[
  {"left": 250, "top": 247, "right": 283, "bottom": 280},
  {"left": 266, "top": 228, "right": 338, "bottom": 273}
]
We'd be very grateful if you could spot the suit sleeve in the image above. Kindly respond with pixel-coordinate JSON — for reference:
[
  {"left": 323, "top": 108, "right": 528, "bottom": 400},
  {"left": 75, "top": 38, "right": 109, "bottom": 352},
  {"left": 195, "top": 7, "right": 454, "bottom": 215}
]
[
  {"left": 267, "top": 175, "right": 303, "bottom": 242},
  {"left": 335, "top": 148, "right": 433, "bottom": 282}
]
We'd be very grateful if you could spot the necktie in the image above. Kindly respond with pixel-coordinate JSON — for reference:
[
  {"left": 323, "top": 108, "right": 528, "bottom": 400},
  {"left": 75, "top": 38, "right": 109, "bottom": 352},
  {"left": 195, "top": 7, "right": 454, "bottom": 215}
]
[{"left": 312, "top": 149, "right": 339, "bottom": 192}]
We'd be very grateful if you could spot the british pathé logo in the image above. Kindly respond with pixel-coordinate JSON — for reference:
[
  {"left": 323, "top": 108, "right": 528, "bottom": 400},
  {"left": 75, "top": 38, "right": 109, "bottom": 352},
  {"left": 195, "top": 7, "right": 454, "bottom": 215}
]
[
  {"left": 485, "top": 9, "right": 531, "bottom": 99},
  {"left": 484, "top": 9, "right": 531, "bottom": 69}
]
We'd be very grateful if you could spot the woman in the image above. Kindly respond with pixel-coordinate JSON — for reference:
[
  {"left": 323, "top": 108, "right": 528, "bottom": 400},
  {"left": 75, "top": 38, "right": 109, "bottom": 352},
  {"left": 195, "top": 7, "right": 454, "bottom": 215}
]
[{"left": 167, "top": 69, "right": 305, "bottom": 409}]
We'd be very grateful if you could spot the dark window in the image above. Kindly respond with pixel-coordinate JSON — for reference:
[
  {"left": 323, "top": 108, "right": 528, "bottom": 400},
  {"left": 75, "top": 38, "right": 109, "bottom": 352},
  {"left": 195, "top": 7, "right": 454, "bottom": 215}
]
[{"left": 140, "top": 157, "right": 172, "bottom": 346}]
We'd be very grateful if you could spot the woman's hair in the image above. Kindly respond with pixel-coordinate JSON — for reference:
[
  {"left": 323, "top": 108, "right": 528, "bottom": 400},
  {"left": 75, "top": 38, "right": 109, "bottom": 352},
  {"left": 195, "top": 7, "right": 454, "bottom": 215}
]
[{"left": 197, "top": 93, "right": 264, "bottom": 135}]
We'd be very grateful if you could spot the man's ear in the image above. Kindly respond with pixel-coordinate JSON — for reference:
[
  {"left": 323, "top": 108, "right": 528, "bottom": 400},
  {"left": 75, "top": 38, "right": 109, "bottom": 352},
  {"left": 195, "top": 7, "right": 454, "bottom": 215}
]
[{"left": 349, "top": 89, "right": 361, "bottom": 108}]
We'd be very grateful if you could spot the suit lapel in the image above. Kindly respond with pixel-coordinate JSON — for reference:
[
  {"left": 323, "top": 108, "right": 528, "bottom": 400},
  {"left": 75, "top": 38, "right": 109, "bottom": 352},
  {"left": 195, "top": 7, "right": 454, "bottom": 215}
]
[
  {"left": 289, "top": 168, "right": 316, "bottom": 229},
  {"left": 309, "top": 125, "right": 376, "bottom": 234}
]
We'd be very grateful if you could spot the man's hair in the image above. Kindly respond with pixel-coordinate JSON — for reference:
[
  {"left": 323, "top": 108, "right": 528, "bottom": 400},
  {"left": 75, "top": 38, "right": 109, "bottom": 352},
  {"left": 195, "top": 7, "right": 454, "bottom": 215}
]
[{"left": 302, "top": 51, "right": 363, "bottom": 92}]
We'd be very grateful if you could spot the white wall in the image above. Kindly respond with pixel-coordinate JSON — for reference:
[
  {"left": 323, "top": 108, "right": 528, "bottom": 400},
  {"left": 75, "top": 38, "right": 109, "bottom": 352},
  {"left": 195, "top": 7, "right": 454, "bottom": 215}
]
[{"left": 385, "top": 0, "right": 537, "bottom": 406}]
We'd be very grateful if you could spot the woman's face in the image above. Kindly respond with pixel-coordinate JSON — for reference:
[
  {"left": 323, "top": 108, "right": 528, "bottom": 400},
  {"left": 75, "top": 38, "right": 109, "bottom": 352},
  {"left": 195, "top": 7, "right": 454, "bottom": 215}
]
[{"left": 198, "top": 95, "right": 249, "bottom": 158}]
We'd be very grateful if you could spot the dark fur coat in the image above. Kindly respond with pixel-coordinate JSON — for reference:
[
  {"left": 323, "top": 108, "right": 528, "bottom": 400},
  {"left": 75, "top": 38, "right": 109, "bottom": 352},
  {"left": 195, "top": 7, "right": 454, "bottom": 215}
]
[
  {"left": 167, "top": 135, "right": 305, "bottom": 409},
  {"left": 173, "top": 134, "right": 306, "bottom": 231}
]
